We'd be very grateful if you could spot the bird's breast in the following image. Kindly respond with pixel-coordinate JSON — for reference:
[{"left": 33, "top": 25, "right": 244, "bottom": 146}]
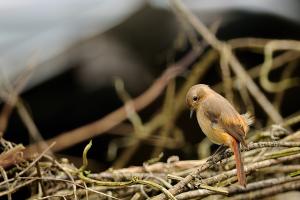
[{"left": 196, "top": 109, "right": 230, "bottom": 145}]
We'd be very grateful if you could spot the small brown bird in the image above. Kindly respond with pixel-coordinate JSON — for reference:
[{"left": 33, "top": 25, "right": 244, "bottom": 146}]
[{"left": 186, "top": 84, "right": 253, "bottom": 187}]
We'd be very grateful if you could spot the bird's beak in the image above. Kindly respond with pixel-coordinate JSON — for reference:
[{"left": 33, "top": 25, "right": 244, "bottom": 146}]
[{"left": 190, "top": 109, "right": 194, "bottom": 119}]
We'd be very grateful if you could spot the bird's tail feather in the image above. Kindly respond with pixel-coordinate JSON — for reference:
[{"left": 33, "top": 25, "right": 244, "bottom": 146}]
[
  {"left": 231, "top": 139, "right": 247, "bottom": 187},
  {"left": 242, "top": 112, "right": 254, "bottom": 126}
]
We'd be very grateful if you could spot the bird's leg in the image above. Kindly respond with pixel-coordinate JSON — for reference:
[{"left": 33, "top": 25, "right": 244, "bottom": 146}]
[{"left": 207, "top": 144, "right": 226, "bottom": 165}]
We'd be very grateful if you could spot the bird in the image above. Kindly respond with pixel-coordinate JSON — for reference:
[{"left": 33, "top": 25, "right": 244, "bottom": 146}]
[{"left": 186, "top": 84, "right": 253, "bottom": 187}]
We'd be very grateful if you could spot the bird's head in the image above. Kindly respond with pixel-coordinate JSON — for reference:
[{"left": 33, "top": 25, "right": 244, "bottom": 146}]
[{"left": 185, "top": 84, "right": 210, "bottom": 118}]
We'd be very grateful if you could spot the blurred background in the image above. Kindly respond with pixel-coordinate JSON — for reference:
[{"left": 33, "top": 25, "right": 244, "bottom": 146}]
[{"left": 1, "top": 0, "right": 300, "bottom": 172}]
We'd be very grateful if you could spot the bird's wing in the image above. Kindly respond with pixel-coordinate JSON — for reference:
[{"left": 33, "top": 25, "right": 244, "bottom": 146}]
[{"left": 203, "top": 96, "right": 247, "bottom": 146}]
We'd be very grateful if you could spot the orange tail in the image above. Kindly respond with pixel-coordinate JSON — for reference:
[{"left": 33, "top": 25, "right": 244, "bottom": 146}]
[{"left": 230, "top": 139, "right": 247, "bottom": 187}]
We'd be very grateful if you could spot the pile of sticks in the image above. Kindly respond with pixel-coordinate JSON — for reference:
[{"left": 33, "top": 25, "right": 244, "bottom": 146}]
[{"left": 1, "top": 0, "right": 300, "bottom": 199}]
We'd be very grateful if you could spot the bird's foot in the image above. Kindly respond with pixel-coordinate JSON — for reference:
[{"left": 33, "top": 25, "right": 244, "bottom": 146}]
[
  {"left": 206, "top": 145, "right": 227, "bottom": 166},
  {"left": 207, "top": 155, "right": 217, "bottom": 164}
]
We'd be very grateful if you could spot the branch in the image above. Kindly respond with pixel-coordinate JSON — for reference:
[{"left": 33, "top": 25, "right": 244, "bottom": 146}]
[{"left": 24, "top": 48, "right": 202, "bottom": 156}]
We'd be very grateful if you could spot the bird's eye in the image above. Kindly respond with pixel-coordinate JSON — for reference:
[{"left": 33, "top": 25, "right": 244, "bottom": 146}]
[{"left": 192, "top": 96, "right": 198, "bottom": 101}]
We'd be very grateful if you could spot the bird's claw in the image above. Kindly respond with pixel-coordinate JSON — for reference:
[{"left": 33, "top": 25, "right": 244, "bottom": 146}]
[{"left": 207, "top": 155, "right": 219, "bottom": 166}]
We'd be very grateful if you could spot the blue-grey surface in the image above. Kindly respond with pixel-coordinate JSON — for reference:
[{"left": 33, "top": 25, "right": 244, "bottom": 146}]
[
  {"left": 0, "top": 0, "right": 299, "bottom": 90},
  {"left": 0, "top": 0, "right": 144, "bottom": 88},
  {"left": 151, "top": 0, "right": 300, "bottom": 23}
]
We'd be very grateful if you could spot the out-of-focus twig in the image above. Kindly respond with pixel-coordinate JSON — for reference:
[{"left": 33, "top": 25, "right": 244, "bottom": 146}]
[
  {"left": 112, "top": 78, "right": 147, "bottom": 168},
  {"left": 260, "top": 40, "right": 300, "bottom": 92},
  {"left": 17, "top": 99, "right": 54, "bottom": 157},
  {"left": 229, "top": 37, "right": 273, "bottom": 49},
  {"left": 24, "top": 47, "right": 203, "bottom": 156},
  {"left": 267, "top": 61, "right": 298, "bottom": 126},
  {"left": 0, "top": 61, "right": 36, "bottom": 136},
  {"left": 213, "top": 51, "right": 300, "bottom": 92},
  {"left": 151, "top": 79, "right": 176, "bottom": 158},
  {"left": 282, "top": 114, "right": 300, "bottom": 127},
  {"left": 220, "top": 44, "right": 234, "bottom": 103}
]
